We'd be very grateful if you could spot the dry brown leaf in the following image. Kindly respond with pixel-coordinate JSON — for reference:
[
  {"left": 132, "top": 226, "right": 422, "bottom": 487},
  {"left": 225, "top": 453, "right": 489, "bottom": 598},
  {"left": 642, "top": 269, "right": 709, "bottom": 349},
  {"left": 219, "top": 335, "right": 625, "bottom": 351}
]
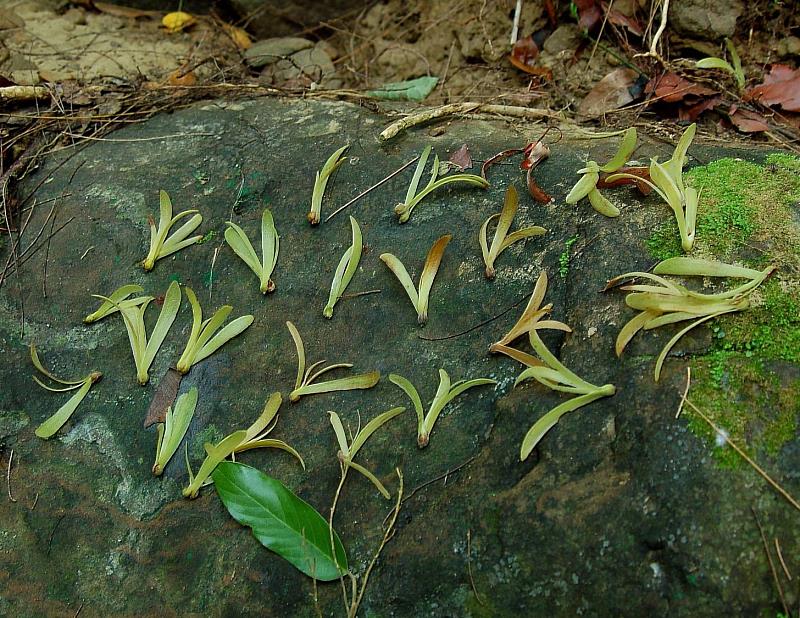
[
  {"left": 509, "top": 36, "right": 540, "bottom": 75},
  {"left": 579, "top": 68, "right": 637, "bottom": 117},
  {"left": 746, "top": 64, "right": 800, "bottom": 112},
  {"left": 645, "top": 72, "right": 716, "bottom": 103},
  {"left": 448, "top": 144, "right": 472, "bottom": 170},
  {"left": 168, "top": 68, "right": 197, "bottom": 87},
  {"left": 221, "top": 22, "right": 252, "bottom": 50},
  {"left": 94, "top": 2, "right": 159, "bottom": 19},
  {"left": 728, "top": 106, "right": 770, "bottom": 133},
  {"left": 678, "top": 95, "right": 721, "bottom": 122}
]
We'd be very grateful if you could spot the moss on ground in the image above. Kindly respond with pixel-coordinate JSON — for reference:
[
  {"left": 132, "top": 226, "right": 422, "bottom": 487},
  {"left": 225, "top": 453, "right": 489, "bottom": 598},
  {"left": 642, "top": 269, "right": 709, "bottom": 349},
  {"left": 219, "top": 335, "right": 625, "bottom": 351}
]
[{"left": 645, "top": 154, "right": 800, "bottom": 466}]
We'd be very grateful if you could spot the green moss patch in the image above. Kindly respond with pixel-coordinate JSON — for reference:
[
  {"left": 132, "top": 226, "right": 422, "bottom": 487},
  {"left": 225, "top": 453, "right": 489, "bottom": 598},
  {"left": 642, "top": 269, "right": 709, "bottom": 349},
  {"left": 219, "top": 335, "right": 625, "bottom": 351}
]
[{"left": 645, "top": 154, "right": 800, "bottom": 463}]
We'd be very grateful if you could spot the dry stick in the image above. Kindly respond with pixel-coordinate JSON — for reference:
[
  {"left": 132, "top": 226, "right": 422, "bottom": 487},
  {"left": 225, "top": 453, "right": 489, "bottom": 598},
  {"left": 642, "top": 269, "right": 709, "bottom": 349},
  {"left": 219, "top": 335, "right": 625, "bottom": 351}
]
[
  {"left": 419, "top": 292, "right": 530, "bottom": 341},
  {"left": 349, "top": 469, "right": 404, "bottom": 618},
  {"left": 340, "top": 289, "right": 381, "bottom": 299},
  {"left": 379, "top": 103, "right": 557, "bottom": 141},
  {"left": 324, "top": 156, "right": 419, "bottom": 222},
  {"left": 752, "top": 507, "right": 790, "bottom": 618},
  {"left": 467, "top": 530, "right": 486, "bottom": 606},
  {"left": 587, "top": 0, "right": 614, "bottom": 69},
  {"left": 683, "top": 398, "right": 800, "bottom": 513},
  {"left": 0, "top": 212, "right": 74, "bottom": 289},
  {"left": 6, "top": 449, "right": 16, "bottom": 502},
  {"left": 30, "top": 492, "right": 38, "bottom": 510},
  {"left": 774, "top": 537, "right": 792, "bottom": 581},
  {"left": 676, "top": 366, "right": 691, "bottom": 418}
]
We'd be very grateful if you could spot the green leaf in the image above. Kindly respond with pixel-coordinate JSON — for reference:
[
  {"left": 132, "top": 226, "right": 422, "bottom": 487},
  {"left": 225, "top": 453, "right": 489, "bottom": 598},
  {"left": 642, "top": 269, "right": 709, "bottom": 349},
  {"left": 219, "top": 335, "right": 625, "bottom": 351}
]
[
  {"left": 290, "top": 371, "right": 380, "bottom": 402},
  {"left": 213, "top": 461, "right": 348, "bottom": 581},
  {"left": 653, "top": 257, "right": 763, "bottom": 280},
  {"left": 367, "top": 76, "right": 439, "bottom": 102},
  {"left": 324, "top": 217, "right": 362, "bottom": 318},
  {"left": 695, "top": 57, "right": 734, "bottom": 72},
  {"left": 565, "top": 170, "right": 599, "bottom": 204},
  {"left": 388, "top": 373, "right": 424, "bottom": 430},
  {"left": 35, "top": 373, "right": 101, "bottom": 439},
  {"left": 83, "top": 284, "right": 146, "bottom": 323},
  {"left": 599, "top": 127, "right": 637, "bottom": 172},
  {"left": 587, "top": 188, "right": 620, "bottom": 217},
  {"left": 153, "top": 386, "right": 198, "bottom": 475}
]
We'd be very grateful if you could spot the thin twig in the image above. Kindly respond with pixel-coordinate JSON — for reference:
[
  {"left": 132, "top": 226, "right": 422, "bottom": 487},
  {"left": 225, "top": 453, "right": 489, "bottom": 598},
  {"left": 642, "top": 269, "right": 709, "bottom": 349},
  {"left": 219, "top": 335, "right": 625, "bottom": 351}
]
[
  {"left": 587, "top": 0, "right": 614, "bottom": 69},
  {"left": 774, "top": 537, "right": 793, "bottom": 581},
  {"left": 384, "top": 455, "right": 476, "bottom": 525},
  {"left": 73, "top": 602, "right": 84, "bottom": 618},
  {"left": 6, "top": 449, "right": 16, "bottom": 503},
  {"left": 63, "top": 132, "right": 215, "bottom": 143},
  {"left": 324, "top": 156, "right": 419, "bottom": 222},
  {"left": 419, "top": 292, "right": 529, "bottom": 341},
  {"left": 47, "top": 514, "right": 66, "bottom": 555},
  {"left": 379, "top": 103, "right": 557, "bottom": 141},
  {"left": 30, "top": 492, "right": 39, "bottom": 510},
  {"left": 340, "top": 289, "right": 381, "bottom": 299},
  {"left": 683, "top": 398, "right": 800, "bottom": 513},
  {"left": 467, "top": 530, "right": 486, "bottom": 606},
  {"left": 676, "top": 366, "right": 690, "bottom": 418},
  {"left": 752, "top": 508, "right": 790, "bottom": 618}
]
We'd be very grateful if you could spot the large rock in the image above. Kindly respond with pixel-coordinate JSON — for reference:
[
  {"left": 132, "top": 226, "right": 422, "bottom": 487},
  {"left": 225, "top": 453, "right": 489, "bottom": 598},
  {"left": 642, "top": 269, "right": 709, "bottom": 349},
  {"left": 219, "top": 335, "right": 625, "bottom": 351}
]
[
  {"left": 0, "top": 98, "right": 797, "bottom": 616},
  {"left": 669, "top": 0, "right": 743, "bottom": 39}
]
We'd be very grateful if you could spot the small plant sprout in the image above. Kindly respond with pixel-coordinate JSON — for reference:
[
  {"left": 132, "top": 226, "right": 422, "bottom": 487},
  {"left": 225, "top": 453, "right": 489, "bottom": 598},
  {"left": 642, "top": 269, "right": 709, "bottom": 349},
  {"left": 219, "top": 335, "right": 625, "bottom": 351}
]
[
  {"left": 30, "top": 345, "right": 102, "bottom": 439},
  {"left": 309, "top": 145, "right": 349, "bottom": 225},
  {"left": 153, "top": 387, "right": 198, "bottom": 475},
  {"left": 176, "top": 286, "right": 254, "bottom": 374},
  {"left": 606, "top": 257, "right": 775, "bottom": 381},
  {"left": 394, "top": 145, "right": 489, "bottom": 223},
  {"left": 329, "top": 407, "right": 405, "bottom": 498},
  {"left": 696, "top": 38, "right": 745, "bottom": 90},
  {"left": 606, "top": 123, "right": 698, "bottom": 252},
  {"left": 287, "top": 321, "right": 380, "bottom": 402},
  {"left": 380, "top": 234, "right": 451, "bottom": 325},
  {"left": 182, "top": 392, "right": 305, "bottom": 498},
  {"left": 142, "top": 190, "right": 203, "bottom": 271},
  {"left": 565, "top": 127, "right": 637, "bottom": 217},
  {"left": 324, "top": 216, "right": 362, "bottom": 318},
  {"left": 489, "top": 270, "right": 571, "bottom": 362},
  {"left": 389, "top": 370, "right": 495, "bottom": 448},
  {"left": 224, "top": 209, "right": 279, "bottom": 294},
  {"left": 480, "top": 185, "right": 546, "bottom": 279},
  {"left": 98, "top": 281, "right": 181, "bottom": 385},
  {"left": 83, "top": 284, "right": 148, "bottom": 323}
]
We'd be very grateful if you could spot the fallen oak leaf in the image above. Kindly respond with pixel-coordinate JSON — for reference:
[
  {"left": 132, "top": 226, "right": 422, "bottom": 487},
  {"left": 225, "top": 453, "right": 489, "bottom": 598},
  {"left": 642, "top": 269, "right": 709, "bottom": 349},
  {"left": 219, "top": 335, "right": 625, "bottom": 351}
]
[
  {"left": 745, "top": 64, "right": 800, "bottom": 112},
  {"left": 727, "top": 105, "right": 770, "bottom": 133},
  {"left": 509, "top": 35, "right": 539, "bottom": 74},
  {"left": 645, "top": 72, "right": 716, "bottom": 103},
  {"left": 678, "top": 95, "right": 722, "bottom": 122},
  {"left": 578, "top": 68, "right": 638, "bottom": 117},
  {"left": 448, "top": 144, "right": 472, "bottom": 170}
]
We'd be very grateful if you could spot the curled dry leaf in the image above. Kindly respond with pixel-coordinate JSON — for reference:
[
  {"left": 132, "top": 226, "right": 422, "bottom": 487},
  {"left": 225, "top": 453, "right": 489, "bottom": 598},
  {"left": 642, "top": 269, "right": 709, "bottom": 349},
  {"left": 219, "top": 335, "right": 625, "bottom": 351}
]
[
  {"left": 578, "top": 68, "right": 638, "bottom": 117},
  {"left": 645, "top": 72, "right": 716, "bottom": 103},
  {"left": 746, "top": 64, "right": 800, "bottom": 112}
]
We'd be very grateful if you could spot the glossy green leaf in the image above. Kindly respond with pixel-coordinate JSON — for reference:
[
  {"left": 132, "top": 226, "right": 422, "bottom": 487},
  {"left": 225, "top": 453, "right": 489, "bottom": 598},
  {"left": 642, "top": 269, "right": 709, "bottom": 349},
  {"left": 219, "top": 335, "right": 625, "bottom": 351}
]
[
  {"left": 153, "top": 386, "right": 197, "bottom": 475},
  {"left": 83, "top": 284, "right": 146, "bottom": 323},
  {"left": 213, "top": 461, "right": 348, "bottom": 581},
  {"left": 565, "top": 169, "right": 599, "bottom": 204},
  {"left": 367, "top": 76, "right": 439, "bottom": 101},
  {"left": 324, "top": 216, "right": 362, "bottom": 318},
  {"left": 599, "top": 127, "right": 637, "bottom": 172},
  {"left": 143, "top": 190, "right": 202, "bottom": 271},
  {"left": 309, "top": 145, "right": 348, "bottom": 225}
]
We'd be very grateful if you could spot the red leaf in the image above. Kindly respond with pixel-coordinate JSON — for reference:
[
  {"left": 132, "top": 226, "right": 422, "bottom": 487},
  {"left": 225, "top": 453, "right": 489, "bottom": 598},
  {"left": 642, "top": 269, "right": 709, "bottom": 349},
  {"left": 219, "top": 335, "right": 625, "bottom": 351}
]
[
  {"left": 578, "top": 68, "right": 638, "bottom": 117},
  {"left": 608, "top": 8, "right": 643, "bottom": 36},
  {"left": 448, "top": 144, "right": 472, "bottom": 170},
  {"left": 575, "top": 0, "right": 602, "bottom": 30},
  {"left": 509, "top": 36, "right": 540, "bottom": 74},
  {"left": 679, "top": 95, "right": 721, "bottom": 121},
  {"left": 746, "top": 64, "right": 800, "bottom": 112},
  {"left": 728, "top": 105, "right": 770, "bottom": 133},
  {"left": 645, "top": 72, "right": 717, "bottom": 103}
]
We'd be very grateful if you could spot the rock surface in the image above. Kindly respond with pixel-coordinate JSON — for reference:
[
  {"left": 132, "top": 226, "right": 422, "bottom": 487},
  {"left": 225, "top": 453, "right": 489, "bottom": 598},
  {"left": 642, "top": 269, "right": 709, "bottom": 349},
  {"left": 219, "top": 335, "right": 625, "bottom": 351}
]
[
  {"left": 0, "top": 98, "right": 798, "bottom": 617},
  {"left": 669, "top": 0, "right": 744, "bottom": 39}
]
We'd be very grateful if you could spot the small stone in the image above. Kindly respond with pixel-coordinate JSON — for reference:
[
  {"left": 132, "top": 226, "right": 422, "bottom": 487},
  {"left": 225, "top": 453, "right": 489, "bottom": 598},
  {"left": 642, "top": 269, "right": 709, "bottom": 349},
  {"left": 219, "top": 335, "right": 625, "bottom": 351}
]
[
  {"left": 543, "top": 25, "right": 582, "bottom": 56},
  {"left": 669, "top": 0, "right": 743, "bottom": 39},
  {"left": 290, "top": 46, "right": 335, "bottom": 83},
  {"left": 777, "top": 36, "right": 800, "bottom": 58},
  {"left": 244, "top": 37, "right": 313, "bottom": 68}
]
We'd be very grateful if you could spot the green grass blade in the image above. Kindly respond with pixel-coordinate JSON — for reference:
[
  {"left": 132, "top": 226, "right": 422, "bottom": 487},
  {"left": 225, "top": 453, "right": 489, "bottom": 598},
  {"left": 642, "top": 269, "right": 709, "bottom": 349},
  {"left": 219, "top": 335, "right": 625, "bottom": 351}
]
[
  {"left": 417, "top": 234, "right": 451, "bottom": 325},
  {"left": 153, "top": 387, "right": 197, "bottom": 475},
  {"left": 286, "top": 321, "right": 305, "bottom": 391},
  {"left": 388, "top": 373, "right": 424, "bottom": 431},
  {"left": 349, "top": 406, "right": 405, "bottom": 458},
  {"left": 654, "top": 311, "right": 733, "bottom": 382},
  {"left": 615, "top": 310, "right": 658, "bottom": 356},
  {"left": 183, "top": 430, "right": 247, "bottom": 498},
  {"left": 653, "top": 257, "right": 763, "bottom": 280},
  {"left": 380, "top": 253, "right": 420, "bottom": 313},
  {"left": 261, "top": 209, "right": 278, "bottom": 291},
  {"left": 406, "top": 145, "right": 431, "bottom": 204},
  {"left": 520, "top": 391, "right": 607, "bottom": 460},
  {"left": 291, "top": 371, "right": 380, "bottom": 401},
  {"left": 193, "top": 314, "right": 254, "bottom": 366},
  {"left": 328, "top": 411, "right": 351, "bottom": 458},
  {"left": 225, "top": 222, "right": 262, "bottom": 276},
  {"left": 347, "top": 460, "right": 390, "bottom": 499},
  {"left": 144, "top": 281, "right": 181, "bottom": 368},
  {"left": 30, "top": 345, "right": 84, "bottom": 385},
  {"left": 35, "top": 375, "right": 97, "bottom": 439},
  {"left": 234, "top": 439, "right": 305, "bottom": 469},
  {"left": 83, "top": 284, "right": 145, "bottom": 323},
  {"left": 599, "top": 127, "right": 637, "bottom": 172},
  {"left": 244, "top": 392, "right": 282, "bottom": 443}
]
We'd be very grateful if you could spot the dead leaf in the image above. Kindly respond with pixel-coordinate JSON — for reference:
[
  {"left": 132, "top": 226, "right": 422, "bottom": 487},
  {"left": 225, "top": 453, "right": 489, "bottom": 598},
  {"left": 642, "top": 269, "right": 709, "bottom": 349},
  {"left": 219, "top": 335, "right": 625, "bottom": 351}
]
[
  {"left": 509, "top": 36, "right": 540, "bottom": 74},
  {"left": 221, "top": 22, "right": 252, "bottom": 50},
  {"left": 679, "top": 95, "right": 721, "bottom": 121},
  {"left": 728, "top": 105, "right": 770, "bottom": 132},
  {"left": 645, "top": 72, "right": 717, "bottom": 103},
  {"left": 448, "top": 144, "right": 472, "bottom": 170},
  {"left": 575, "top": 0, "right": 602, "bottom": 30},
  {"left": 94, "top": 2, "right": 159, "bottom": 19},
  {"left": 746, "top": 64, "right": 800, "bottom": 112},
  {"left": 162, "top": 11, "right": 195, "bottom": 33},
  {"left": 608, "top": 7, "right": 643, "bottom": 36},
  {"left": 579, "top": 68, "right": 638, "bottom": 117},
  {"left": 168, "top": 67, "right": 197, "bottom": 87},
  {"left": 144, "top": 368, "right": 182, "bottom": 428}
]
